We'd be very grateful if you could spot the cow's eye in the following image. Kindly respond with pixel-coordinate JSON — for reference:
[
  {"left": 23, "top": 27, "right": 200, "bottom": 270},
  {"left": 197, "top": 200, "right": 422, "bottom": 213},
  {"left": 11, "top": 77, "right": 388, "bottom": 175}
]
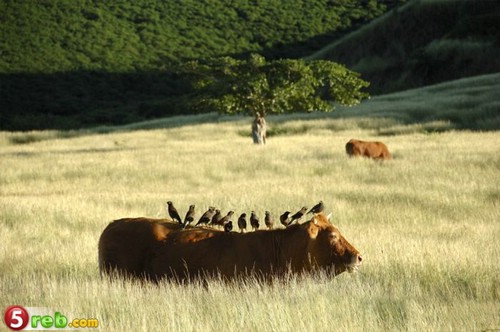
[{"left": 328, "top": 232, "right": 338, "bottom": 242}]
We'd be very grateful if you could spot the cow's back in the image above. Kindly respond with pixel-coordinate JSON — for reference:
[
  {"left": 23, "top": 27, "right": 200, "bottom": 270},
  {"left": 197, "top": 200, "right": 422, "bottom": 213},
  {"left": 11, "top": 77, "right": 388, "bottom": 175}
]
[{"left": 98, "top": 218, "right": 181, "bottom": 279}]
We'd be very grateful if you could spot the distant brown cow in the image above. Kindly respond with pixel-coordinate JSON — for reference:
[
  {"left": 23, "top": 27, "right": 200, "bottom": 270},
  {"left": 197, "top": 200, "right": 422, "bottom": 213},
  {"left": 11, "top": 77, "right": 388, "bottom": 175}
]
[
  {"left": 150, "top": 213, "right": 362, "bottom": 281},
  {"left": 345, "top": 138, "right": 392, "bottom": 160},
  {"left": 98, "top": 218, "right": 183, "bottom": 279}
]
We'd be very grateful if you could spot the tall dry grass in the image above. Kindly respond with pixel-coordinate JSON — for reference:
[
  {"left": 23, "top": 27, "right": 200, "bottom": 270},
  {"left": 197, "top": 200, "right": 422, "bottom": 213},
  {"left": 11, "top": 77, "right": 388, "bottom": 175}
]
[{"left": 1, "top": 78, "right": 499, "bottom": 331}]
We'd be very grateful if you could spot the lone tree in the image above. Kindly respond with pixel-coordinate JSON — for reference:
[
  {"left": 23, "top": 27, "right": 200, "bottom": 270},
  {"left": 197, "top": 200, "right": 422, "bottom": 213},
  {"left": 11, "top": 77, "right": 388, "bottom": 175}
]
[{"left": 176, "top": 54, "right": 369, "bottom": 143}]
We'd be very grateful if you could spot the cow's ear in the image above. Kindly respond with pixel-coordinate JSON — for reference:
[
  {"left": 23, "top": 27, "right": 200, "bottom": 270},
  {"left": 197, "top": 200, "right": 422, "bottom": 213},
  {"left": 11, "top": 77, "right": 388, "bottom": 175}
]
[{"left": 308, "top": 218, "right": 319, "bottom": 239}]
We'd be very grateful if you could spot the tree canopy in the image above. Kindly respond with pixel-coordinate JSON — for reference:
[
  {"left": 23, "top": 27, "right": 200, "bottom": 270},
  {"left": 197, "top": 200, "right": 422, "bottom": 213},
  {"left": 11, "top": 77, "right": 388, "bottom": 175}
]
[{"left": 177, "top": 54, "right": 370, "bottom": 116}]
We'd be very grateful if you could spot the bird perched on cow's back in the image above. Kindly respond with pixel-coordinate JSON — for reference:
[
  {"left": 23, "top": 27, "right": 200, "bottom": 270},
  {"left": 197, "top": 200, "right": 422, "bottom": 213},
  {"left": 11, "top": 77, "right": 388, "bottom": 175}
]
[
  {"left": 265, "top": 211, "right": 273, "bottom": 230},
  {"left": 217, "top": 211, "right": 234, "bottom": 228},
  {"left": 224, "top": 221, "right": 233, "bottom": 233},
  {"left": 196, "top": 206, "right": 216, "bottom": 226},
  {"left": 280, "top": 211, "right": 291, "bottom": 228},
  {"left": 237, "top": 213, "right": 247, "bottom": 233},
  {"left": 289, "top": 206, "right": 307, "bottom": 225},
  {"left": 307, "top": 201, "right": 324, "bottom": 215},
  {"left": 167, "top": 201, "right": 182, "bottom": 225},
  {"left": 210, "top": 209, "right": 222, "bottom": 227},
  {"left": 183, "top": 204, "right": 196, "bottom": 228},
  {"left": 250, "top": 211, "right": 260, "bottom": 231}
]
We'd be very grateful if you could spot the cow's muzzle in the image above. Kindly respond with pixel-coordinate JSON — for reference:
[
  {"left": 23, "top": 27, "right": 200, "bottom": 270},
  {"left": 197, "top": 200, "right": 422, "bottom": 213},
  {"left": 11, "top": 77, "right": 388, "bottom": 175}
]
[{"left": 347, "top": 254, "right": 362, "bottom": 273}]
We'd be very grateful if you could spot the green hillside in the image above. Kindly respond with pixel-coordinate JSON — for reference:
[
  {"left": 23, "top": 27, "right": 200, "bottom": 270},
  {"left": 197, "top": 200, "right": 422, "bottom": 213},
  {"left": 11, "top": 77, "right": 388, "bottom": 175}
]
[
  {"left": 5, "top": 0, "right": 500, "bottom": 131},
  {"left": 308, "top": 0, "right": 500, "bottom": 94},
  {"left": 0, "top": 0, "right": 388, "bottom": 73},
  {"left": 0, "top": 0, "right": 394, "bottom": 131}
]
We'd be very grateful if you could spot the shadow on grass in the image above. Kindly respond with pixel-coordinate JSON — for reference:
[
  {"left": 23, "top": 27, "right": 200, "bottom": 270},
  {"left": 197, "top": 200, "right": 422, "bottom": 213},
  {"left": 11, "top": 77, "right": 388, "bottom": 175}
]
[{"left": 5, "top": 72, "right": 500, "bottom": 145}]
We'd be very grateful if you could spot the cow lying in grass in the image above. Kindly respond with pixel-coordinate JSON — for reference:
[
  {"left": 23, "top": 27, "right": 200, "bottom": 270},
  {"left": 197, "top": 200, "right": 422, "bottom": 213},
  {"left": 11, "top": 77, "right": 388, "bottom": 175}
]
[{"left": 345, "top": 138, "right": 392, "bottom": 160}]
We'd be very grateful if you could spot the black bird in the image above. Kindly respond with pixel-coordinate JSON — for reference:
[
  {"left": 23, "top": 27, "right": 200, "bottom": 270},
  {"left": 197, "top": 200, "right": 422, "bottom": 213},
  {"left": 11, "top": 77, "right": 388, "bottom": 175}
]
[
  {"left": 167, "top": 201, "right": 182, "bottom": 225},
  {"left": 217, "top": 211, "right": 234, "bottom": 228},
  {"left": 280, "top": 211, "right": 291, "bottom": 227},
  {"left": 307, "top": 201, "right": 324, "bottom": 215},
  {"left": 196, "top": 206, "right": 216, "bottom": 226},
  {"left": 250, "top": 211, "right": 260, "bottom": 231},
  {"left": 289, "top": 206, "right": 307, "bottom": 225},
  {"left": 210, "top": 209, "right": 222, "bottom": 226},
  {"left": 183, "top": 204, "right": 196, "bottom": 228},
  {"left": 264, "top": 211, "right": 273, "bottom": 230},
  {"left": 224, "top": 221, "right": 233, "bottom": 232},
  {"left": 237, "top": 213, "right": 247, "bottom": 233}
]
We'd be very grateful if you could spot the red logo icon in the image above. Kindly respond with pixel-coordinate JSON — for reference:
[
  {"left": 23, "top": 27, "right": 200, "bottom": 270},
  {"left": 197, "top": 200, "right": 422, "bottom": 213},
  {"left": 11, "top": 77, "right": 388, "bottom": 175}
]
[{"left": 4, "top": 306, "right": 29, "bottom": 331}]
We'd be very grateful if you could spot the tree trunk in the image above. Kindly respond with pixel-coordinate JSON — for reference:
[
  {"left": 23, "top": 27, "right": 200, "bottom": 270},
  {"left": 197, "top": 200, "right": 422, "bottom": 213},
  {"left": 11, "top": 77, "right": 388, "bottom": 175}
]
[{"left": 251, "top": 112, "right": 267, "bottom": 144}]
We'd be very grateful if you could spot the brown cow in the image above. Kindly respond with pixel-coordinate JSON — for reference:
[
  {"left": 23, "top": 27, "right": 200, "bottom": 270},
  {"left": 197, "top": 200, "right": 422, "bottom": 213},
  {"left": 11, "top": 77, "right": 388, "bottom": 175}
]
[
  {"left": 98, "top": 218, "right": 183, "bottom": 279},
  {"left": 150, "top": 213, "right": 362, "bottom": 281},
  {"left": 345, "top": 138, "right": 392, "bottom": 160}
]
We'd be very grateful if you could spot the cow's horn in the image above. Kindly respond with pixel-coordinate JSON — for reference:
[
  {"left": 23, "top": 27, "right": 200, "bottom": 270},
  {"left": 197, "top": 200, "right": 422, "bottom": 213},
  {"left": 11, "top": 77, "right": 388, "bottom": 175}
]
[{"left": 327, "top": 213, "right": 333, "bottom": 222}]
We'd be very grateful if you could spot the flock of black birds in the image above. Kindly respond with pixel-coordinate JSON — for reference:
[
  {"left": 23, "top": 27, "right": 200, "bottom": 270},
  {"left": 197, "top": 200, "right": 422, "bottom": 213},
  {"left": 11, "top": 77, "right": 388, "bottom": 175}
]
[{"left": 166, "top": 201, "right": 325, "bottom": 233}]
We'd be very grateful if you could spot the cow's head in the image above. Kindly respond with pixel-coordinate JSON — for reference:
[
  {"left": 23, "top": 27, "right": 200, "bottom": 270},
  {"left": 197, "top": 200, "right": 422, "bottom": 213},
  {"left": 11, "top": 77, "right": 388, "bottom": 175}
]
[{"left": 306, "top": 213, "right": 362, "bottom": 276}]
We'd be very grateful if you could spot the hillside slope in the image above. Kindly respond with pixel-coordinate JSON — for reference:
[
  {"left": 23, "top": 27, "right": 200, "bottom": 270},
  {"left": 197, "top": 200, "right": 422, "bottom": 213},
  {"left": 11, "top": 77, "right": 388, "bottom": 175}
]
[
  {"left": 0, "top": 0, "right": 392, "bottom": 131},
  {"left": 308, "top": 0, "right": 500, "bottom": 94},
  {"left": 0, "top": 0, "right": 387, "bottom": 73}
]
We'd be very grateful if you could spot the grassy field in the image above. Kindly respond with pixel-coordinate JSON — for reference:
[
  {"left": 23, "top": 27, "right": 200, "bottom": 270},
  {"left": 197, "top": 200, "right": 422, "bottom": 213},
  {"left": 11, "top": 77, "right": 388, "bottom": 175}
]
[{"left": 1, "top": 75, "right": 499, "bottom": 331}]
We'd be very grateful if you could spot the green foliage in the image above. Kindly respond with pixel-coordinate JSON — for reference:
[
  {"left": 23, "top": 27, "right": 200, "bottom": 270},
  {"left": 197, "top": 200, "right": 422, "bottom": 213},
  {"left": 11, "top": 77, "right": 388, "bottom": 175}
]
[
  {"left": 0, "top": 0, "right": 390, "bottom": 131},
  {"left": 176, "top": 54, "right": 369, "bottom": 116},
  {"left": 0, "top": 0, "right": 388, "bottom": 73}
]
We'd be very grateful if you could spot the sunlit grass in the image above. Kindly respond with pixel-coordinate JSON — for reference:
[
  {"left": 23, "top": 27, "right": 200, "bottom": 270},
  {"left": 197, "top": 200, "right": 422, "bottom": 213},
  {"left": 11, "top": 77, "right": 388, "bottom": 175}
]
[{"left": 1, "top": 79, "right": 500, "bottom": 330}]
